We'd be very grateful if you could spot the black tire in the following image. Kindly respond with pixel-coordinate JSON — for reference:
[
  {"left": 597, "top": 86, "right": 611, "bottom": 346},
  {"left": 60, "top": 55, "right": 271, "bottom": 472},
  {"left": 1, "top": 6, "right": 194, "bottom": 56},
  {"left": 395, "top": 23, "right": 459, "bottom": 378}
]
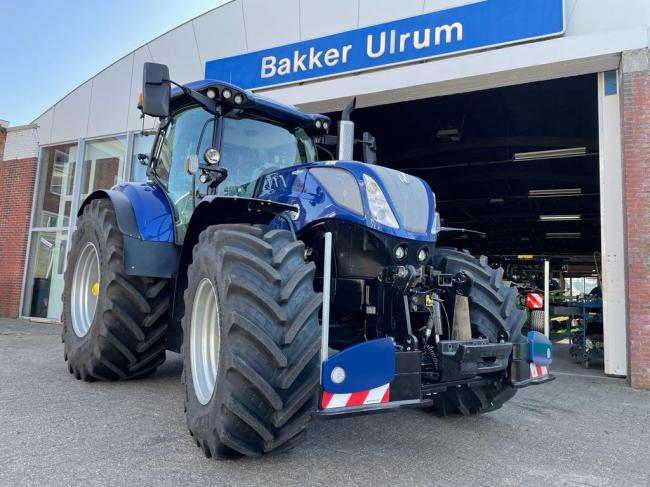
[
  {"left": 62, "top": 199, "right": 170, "bottom": 381},
  {"left": 429, "top": 247, "right": 526, "bottom": 415},
  {"left": 182, "top": 224, "right": 321, "bottom": 459},
  {"left": 529, "top": 309, "right": 545, "bottom": 333}
]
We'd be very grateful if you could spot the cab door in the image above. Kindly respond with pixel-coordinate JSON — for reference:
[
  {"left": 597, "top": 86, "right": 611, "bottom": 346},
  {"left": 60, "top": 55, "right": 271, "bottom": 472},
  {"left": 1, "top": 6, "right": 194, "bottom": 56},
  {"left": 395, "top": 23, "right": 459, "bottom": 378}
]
[{"left": 154, "top": 107, "right": 215, "bottom": 241}]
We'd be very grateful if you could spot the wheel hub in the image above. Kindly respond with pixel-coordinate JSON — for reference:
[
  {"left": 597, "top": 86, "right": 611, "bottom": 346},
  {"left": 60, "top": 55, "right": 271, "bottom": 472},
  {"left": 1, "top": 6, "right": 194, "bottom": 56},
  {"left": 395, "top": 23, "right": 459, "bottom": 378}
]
[
  {"left": 71, "top": 242, "right": 100, "bottom": 337},
  {"left": 190, "top": 278, "right": 221, "bottom": 405}
]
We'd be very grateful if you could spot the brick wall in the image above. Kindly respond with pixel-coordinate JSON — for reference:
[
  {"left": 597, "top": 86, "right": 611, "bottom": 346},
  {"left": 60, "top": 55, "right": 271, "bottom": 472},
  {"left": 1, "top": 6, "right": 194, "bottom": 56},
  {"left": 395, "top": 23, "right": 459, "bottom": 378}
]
[
  {"left": 0, "top": 126, "right": 38, "bottom": 318},
  {"left": 622, "top": 50, "right": 650, "bottom": 389}
]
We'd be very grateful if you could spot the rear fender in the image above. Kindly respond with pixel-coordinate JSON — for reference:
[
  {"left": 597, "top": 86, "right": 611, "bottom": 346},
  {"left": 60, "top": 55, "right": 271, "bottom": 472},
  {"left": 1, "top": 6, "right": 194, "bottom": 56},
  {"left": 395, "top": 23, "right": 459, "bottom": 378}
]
[
  {"left": 166, "top": 196, "right": 298, "bottom": 352},
  {"left": 78, "top": 185, "right": 178, "bottom": 278}
]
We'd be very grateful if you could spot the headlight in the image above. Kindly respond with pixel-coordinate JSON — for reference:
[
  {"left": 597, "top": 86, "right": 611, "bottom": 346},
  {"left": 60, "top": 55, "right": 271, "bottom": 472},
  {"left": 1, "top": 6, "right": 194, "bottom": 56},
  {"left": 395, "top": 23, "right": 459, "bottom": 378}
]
[
  {"left": 417, "top": 247, "right": 429, "bottom": 263},
  {"left": 310, "top": 168, "right": 364, "bottom": 216},
  {"left": 433, "top": 211, "right": 441, "bottom": 235},
  {"left": 363, "top": 174, "right": 399, "bottom": 228},
  {"left": 394, "top": 245, "right": 407, "bottom": 261}
]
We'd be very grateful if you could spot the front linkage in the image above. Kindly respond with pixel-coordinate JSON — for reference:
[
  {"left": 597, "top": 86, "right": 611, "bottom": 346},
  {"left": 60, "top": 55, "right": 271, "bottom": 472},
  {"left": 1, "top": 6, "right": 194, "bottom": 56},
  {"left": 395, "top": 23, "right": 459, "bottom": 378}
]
[{"left": 315, "top": 233, "right": 554, "bottom": 418}]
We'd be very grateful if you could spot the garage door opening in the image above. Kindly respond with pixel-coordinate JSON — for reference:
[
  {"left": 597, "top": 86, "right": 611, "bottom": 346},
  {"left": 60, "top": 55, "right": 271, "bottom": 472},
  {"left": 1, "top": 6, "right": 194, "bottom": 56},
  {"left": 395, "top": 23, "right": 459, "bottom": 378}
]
[{"left": 324, "top": 74, "right": 606, "bottom": 374}]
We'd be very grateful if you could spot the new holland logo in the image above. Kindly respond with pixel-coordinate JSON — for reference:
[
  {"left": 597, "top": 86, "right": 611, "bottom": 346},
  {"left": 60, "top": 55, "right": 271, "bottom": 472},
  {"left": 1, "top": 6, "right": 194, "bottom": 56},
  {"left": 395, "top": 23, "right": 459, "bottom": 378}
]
[{"left": 398, "top": 173, "right": 410, "bottom": 184}]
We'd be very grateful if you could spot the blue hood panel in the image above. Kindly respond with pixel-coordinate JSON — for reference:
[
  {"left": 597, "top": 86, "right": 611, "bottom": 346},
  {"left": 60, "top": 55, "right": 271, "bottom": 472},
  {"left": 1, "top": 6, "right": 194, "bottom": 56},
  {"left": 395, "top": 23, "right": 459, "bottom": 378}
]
[{"left": 257, "top": 161, "right": 437, "bottom": 242}]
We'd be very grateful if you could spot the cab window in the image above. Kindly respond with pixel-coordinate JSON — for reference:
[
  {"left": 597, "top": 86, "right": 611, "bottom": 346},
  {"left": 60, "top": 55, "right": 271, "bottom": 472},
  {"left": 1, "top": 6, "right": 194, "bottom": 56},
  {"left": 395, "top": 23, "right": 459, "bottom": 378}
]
[
  {"left": 213, "top": 116, "right": 317, "bottom": 197},
  {"left": 155, "top": 108, "right": 212, "bottom": 237}
]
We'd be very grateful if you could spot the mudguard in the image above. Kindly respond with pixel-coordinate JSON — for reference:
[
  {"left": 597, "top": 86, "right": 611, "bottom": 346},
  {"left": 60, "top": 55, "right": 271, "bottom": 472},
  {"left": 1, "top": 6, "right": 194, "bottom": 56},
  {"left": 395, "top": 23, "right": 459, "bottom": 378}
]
[{"left": 78, "top": 184, "right": 178, "bottom": 278}]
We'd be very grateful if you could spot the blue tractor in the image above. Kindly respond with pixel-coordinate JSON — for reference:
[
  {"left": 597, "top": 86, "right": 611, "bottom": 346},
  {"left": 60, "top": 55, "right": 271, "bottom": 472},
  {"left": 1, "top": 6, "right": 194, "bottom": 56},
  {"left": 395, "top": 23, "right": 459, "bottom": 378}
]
[{"left": 62, "top": 63, "right": 553, "bottom": 459}]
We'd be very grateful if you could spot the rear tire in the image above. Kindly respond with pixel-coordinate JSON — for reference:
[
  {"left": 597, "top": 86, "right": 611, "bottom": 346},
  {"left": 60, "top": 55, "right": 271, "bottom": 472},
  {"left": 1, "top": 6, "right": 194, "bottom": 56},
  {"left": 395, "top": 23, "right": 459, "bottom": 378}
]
[
  {"left": 430, "top": 247, "right": 526, "bottom": 415},
  {"left": 182, "top": 224, "right": 321, "bottom": 459},
  {"left": 62, "top": 199, "right": 170, "bottom": 381}
]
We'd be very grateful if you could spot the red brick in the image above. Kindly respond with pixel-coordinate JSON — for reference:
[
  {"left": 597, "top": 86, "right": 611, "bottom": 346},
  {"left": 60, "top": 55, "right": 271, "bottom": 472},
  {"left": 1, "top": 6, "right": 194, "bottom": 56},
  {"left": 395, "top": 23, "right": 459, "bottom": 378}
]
[
  {"left": 0, "top": 138, "right": 36, "bottom": 318},
  {"left": 623, "top": 69, "right": 650, "bottom": 390}
]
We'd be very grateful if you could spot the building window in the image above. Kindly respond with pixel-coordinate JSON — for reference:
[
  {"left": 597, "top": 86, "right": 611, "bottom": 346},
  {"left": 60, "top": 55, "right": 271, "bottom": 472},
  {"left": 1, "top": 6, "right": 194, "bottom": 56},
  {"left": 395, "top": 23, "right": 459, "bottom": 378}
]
[
  {"left": 80, "top": 136, "right": 127, "bottom": 203},
  {"left": 33, "top": 144, "right": 77, "bottom": 228},
  {"left": 22, "top": 230, "right": 68, "bottom": 319},
  {"left": 22, "top": 135, "right": 129, "bottom": 320}
]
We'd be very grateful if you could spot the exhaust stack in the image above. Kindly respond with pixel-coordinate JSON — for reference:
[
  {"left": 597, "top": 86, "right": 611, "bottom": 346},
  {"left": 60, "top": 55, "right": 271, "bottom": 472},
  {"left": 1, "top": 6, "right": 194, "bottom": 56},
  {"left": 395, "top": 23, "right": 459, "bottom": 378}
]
[{"left": 337, "top": 97, "right": 356, "bottom": 160}]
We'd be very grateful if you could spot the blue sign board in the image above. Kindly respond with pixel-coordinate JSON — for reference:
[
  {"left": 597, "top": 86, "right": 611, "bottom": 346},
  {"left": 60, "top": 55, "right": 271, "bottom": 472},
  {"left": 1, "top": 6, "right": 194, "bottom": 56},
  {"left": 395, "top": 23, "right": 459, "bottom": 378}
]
[{"left": 205, "top": 0, "right": 565, "bottom": 90}]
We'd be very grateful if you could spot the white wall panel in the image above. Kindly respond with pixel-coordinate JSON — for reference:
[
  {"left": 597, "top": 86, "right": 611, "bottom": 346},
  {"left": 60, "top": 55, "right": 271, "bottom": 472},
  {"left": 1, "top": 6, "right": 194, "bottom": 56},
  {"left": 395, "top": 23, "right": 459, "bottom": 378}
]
[
  {"left": 4, "top": 126, "right": 39, "bottom": 160},
  {"left": 242, "top": 0, "right": 300, "bottom": 51},
  {"left": 33, "top": 109, "right": 54, "bottom": 146},
  {"left": 597, "top": 72, "right": 628, "bottom": 377},
  {"left": 357, "top": 0, "right": 423, "bottom": 27},
  {"left": 193, "top": 0, "right": 248, "bottom": 65},
  {"left": 126, "top": 47, "right": 155, "bottom": 132},
  {"left": 87, "top": 54, "right": 134, "bottom": 138},
  {"left": 49, "top": 81, "right": 92, "bottom": 143},
  {"left": 568, "top": 0, "right": 650, "bottom": 37},
  {"left": 423, "top": 0, "right": 488, "bottom": 14},
  {"left": 147, "top": 22, "right": 203, "bottom": 85},
  {"left": 299, "top": 0, "right": 359, "bottom": 39}
]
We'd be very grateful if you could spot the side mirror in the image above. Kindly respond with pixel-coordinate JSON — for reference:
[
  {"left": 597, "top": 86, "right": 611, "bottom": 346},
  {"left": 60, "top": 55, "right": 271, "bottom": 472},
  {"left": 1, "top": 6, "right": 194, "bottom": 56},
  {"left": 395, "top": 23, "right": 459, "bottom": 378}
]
[{"left": 142, "top": 62, "right": 171, "bottom": 118}]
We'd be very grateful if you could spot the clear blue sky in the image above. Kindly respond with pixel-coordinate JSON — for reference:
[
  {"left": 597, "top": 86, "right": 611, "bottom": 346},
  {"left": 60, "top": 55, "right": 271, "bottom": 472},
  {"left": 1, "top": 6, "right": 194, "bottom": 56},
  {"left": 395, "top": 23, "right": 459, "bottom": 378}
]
[{"left": 0, "top": 0, "right": 227, "bottom": 126}]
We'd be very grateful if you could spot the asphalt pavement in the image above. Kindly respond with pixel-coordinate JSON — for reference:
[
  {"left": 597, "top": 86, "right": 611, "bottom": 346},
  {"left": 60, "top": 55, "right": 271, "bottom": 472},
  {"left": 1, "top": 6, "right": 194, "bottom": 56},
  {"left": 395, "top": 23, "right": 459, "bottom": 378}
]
[{"left": 1, "top": 319, "right": 649, "bottom": 487}]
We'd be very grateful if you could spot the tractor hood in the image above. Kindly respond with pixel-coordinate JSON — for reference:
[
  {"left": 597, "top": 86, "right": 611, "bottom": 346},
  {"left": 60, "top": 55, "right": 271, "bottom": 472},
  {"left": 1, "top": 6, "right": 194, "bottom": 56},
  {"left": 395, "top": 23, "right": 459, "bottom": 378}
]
[{"left": 256, "top": 160, "right": 438, "bottom": 242}]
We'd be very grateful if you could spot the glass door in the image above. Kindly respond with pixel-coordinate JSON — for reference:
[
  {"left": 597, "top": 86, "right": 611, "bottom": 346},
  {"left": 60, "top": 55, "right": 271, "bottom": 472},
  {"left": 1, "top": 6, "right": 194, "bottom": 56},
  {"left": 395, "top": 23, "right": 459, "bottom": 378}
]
[
  {"left": 23, "top": 144, "right": 76, "bottom": 319},
  {"left": 23, "top": 136, "right": 128, "bottom": 320}
]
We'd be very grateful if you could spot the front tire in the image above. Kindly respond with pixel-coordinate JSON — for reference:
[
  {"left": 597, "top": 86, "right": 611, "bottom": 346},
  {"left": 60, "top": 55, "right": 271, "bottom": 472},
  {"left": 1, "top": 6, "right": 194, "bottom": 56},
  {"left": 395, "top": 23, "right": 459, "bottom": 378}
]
[
  {"left": 62, "top": 199, "right": 170, "bottom": 381},
  {"left": 430, "top": 247, "right": 526, "bottom": 415},
  {"left": 182, "top": 224, "right": 321, "bottom": 459}
]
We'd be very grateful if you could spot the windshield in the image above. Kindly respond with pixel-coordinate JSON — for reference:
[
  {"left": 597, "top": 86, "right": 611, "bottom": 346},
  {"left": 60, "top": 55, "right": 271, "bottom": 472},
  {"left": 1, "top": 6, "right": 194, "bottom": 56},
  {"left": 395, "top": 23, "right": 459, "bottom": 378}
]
[
  {"left": 153, "top": 107, "right": 317, "bottom": 240},
  {"left": 208, "top": 115, "right": 317, "bottom": 197}
]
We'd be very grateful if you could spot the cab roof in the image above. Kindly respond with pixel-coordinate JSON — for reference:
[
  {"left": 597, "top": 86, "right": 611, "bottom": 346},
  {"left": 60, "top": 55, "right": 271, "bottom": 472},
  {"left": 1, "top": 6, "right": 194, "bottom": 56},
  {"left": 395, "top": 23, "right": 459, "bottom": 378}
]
[{"left": 171, "top": 79, "right": 330, "bottom": 131}]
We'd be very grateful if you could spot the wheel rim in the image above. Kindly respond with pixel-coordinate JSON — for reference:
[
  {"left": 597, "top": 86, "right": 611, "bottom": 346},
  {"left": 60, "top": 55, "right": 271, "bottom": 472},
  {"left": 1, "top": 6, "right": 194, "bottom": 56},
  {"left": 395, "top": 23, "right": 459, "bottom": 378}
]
[
  {"left": 71, "top": 242, "right": 100, "bottom": 337},
  {"left": 190, "top": 278, "right": 221, "bottom": 405}
]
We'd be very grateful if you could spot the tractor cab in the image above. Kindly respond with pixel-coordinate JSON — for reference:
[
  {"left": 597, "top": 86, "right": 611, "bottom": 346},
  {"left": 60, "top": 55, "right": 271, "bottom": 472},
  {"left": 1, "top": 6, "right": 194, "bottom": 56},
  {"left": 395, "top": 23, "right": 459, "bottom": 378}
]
[{"left": 140, "top": 74, "right": 329, "bottom": 242}]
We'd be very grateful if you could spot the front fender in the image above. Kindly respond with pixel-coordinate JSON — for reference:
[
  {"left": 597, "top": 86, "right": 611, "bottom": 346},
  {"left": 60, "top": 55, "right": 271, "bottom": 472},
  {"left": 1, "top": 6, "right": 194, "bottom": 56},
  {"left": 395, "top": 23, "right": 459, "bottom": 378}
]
[{"left": 78, "top": 184, "right": 178, "bottom": 278}]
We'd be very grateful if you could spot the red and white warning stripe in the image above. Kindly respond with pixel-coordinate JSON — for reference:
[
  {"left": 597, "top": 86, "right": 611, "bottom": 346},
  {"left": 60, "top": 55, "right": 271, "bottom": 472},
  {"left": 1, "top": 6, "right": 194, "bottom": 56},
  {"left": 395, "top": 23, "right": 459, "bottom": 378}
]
[
  {"left": 526, "top": 293, "right": 544, "bottom": 309},
  {"left": 321, "top": 384, "right": 390, "bottom": 409},
  {"left": 529, "top": 363, "right": 550, "bottom": 379}
]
